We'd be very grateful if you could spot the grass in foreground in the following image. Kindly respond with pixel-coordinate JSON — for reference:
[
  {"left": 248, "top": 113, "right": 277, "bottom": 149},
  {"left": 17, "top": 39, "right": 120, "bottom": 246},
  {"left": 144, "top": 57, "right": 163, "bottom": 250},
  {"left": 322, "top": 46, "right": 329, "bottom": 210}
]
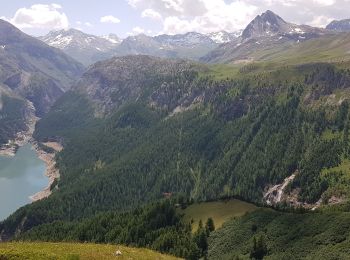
[
  {"left": 0, "top": 242, "right": 181, "bottom": 260},
  {"left": 181, "top": 199, "right": 257, "bottom": 232}
]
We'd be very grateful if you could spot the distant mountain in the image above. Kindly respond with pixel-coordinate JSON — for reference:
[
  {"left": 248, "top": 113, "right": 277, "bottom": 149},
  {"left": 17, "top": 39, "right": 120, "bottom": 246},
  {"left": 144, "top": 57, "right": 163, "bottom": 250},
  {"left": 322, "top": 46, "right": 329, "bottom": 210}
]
[
  {"left": 202, "top": 10, "right": 330, "bottom": 64},
  {"left": 39, "top": 29, "right": 121, "bottom": 65},
  {"left": 326, "top": 19, "right": 350, "bottom": 32},
  {"left": 111, "top": 32, "right": 220, "bottom": 60},
  {"left": 40, "top": 29, "right": 241, "bottom": 64},
  {"left": 0, "top": 19, "right": 84, "bottom": 145},
  {"left": 207, "top": 31, "right": 242, "bottom": 44}
]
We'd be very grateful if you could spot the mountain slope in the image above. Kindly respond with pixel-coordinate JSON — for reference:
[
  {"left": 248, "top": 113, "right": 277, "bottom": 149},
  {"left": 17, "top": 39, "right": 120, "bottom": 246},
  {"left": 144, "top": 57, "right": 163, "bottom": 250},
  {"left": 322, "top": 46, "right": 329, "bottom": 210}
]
[
  {"left": 327, "top": 18, "right": 350, "bottom": 32},
  {"left": 0, "top": 19, "right": 84, "bottom": 146},
  {"left": 208, "top": 208, "right": 350, "bottom": 259}
]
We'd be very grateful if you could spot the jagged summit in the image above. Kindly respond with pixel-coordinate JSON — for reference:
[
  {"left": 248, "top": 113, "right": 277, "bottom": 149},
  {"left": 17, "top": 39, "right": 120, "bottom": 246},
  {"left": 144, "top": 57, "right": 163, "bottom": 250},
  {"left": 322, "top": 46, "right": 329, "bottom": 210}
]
[{"left": 242, "top": 10, "right": 291, "bottom": 40}]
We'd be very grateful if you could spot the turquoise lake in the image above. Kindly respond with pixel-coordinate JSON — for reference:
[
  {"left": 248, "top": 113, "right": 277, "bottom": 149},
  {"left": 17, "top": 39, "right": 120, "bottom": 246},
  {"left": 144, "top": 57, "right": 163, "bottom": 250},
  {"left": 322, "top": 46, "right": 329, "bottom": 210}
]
[{"left": 0, "top": 144, "right": 47, "bottom": 220}]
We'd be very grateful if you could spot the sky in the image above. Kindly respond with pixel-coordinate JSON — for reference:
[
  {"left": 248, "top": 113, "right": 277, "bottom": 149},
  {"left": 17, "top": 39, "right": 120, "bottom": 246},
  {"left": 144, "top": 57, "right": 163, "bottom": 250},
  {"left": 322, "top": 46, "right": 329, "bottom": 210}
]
[{"left": 1, "top": 0, "right": 350, "bottom": 38}]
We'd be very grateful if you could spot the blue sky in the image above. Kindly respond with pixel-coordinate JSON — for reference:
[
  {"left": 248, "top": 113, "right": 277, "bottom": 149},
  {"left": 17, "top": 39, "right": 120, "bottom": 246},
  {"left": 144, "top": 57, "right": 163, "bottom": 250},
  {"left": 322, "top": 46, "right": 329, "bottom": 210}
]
[{"left": 2, "top": 0, "right": 350, "bottom": 38}]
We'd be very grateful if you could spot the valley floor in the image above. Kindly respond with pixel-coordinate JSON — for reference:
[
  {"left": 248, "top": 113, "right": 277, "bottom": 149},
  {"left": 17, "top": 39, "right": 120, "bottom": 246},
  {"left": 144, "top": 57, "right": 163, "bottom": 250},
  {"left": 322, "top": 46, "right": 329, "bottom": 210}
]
[{"left": 0, "top": 242, "right": 181, "bottom": 260}]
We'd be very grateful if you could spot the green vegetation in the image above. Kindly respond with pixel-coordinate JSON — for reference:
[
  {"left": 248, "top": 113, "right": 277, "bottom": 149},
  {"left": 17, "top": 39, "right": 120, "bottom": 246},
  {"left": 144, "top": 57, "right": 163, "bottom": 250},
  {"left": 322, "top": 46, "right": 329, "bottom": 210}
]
[
  {"left": 18, "top": 201, "right": 206, "bottom": 259},
  {"left": 180, "top": 199, "right": 257, "bottom": 231},
  {"left": 208, "top": 207, "right": 350, "bottom": 259},
  {"left": 3, "top": 61, "right": 350, "bottom": 242},
  {"left": 0, "top": 242, "right": 180, "bottom": 260},
  {"left": 2, "top": 56, "right": 350, "bottom": 260},
  {"left": 0, "top": 94, "right": 27, "bottom": 145}
]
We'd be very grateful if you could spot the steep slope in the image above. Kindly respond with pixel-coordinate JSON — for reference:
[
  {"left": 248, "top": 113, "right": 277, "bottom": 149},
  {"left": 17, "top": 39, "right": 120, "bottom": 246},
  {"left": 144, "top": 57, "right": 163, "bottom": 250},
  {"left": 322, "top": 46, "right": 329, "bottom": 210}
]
[
  {"left": 202, "top": 10, "right": 330, "bottom": 64},
  {"left": 0, "top": 19, "right": 84, "bottom": 146},
  {"left": 208, "top": 207, "right": 350, "bottom": 259},
  {"left": 327, "top": 18, "right": 350, "bottom": 32},
  {"left": 39, "top": 29, "right": 121, "bottom": 66}
]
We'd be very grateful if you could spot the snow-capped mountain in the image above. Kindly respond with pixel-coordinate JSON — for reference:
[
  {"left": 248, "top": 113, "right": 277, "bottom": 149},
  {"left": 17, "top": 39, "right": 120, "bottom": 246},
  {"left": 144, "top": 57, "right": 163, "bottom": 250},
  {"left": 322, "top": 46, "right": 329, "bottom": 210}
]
[
  {"left": 39, "top": 29, "right": 121, "bottom": 65},
  {"left": 40, "top": 29, "right": 242, "bottom": 65},
  {"left": 207, "top": 31, "right": 242, "bottom": 44},
  {"left": 202, "top": 10, "right": 331, "bottom": 64},
  {"left": 242, "top": 10, "right": 326, "bottom": 41},
  {"left": 101, "top": 34, "right": 122, "bottom": 44},
  {"left": 155, "top": 32, "right": 216, "bottom": 47}
]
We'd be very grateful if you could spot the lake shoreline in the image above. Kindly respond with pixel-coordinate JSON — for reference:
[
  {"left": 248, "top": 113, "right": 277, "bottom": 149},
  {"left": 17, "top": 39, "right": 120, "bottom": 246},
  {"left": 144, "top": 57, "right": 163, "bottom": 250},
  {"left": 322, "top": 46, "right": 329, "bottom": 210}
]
[
  {"left": 0, "top": 99, "right": 62, "bottom": 202},
  {"left": 29, "top": 142, "right": 62, "bottom": 202}
]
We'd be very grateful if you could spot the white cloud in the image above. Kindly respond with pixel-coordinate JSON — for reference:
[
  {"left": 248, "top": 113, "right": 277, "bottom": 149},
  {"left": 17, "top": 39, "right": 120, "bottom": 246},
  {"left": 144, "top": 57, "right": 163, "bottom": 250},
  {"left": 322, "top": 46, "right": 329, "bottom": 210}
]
[
  {"left": 127, "top": 26, "right": 148, "bottom": 36},
  {"left": 129, "top": 0, "right": 257, "bottom": 34},
  {"left": 313, "top": 0, "right": 336, "bottom": 6},
  {"left": 132, "top": 26, "right": 145, "bottom": 34},
  {"left": 142, "top": 9, "right": 162, "bottom": 20},
  {"left": 309, "top": 15, "right": 334, "bottom": 27},
  {"left": 100, "top": 15, "right": 121, "bottom": 24},
  {"left": 76, "top": 21, "right": 93, "bottom": 27},
  {"left": 5, "top": 4, "right": 69, "bottom": 30}
]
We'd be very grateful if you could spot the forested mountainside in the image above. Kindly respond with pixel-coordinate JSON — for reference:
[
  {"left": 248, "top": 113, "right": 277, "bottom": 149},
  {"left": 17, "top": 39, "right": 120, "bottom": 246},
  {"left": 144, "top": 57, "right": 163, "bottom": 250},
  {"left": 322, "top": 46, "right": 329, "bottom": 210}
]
[
  {"left": 2, "top": 52, "right": 350, "bottom": 251},
  {"left": 0, "top": 19, "right": 84, "bottom": 146}
]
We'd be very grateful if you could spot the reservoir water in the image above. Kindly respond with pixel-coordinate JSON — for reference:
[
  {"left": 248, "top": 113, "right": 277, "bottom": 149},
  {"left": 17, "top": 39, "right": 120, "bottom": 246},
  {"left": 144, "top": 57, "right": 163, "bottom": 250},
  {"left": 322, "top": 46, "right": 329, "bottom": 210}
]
[{"left": 0, "top": 144, "right": 47, "bottom": 220}]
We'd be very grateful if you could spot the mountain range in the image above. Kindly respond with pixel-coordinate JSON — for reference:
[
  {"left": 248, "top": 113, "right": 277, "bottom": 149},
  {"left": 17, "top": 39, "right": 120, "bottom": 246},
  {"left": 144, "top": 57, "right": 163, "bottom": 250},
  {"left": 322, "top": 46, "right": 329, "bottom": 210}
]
[
  {"left": 39, "top": 10, "right": 350, "bottom": 66},
  {"left": 40, "top": 29, "right": 240, "bottom": 65},
  {"left": 2, "top": 9, "right": 350, "bottom": 260}
]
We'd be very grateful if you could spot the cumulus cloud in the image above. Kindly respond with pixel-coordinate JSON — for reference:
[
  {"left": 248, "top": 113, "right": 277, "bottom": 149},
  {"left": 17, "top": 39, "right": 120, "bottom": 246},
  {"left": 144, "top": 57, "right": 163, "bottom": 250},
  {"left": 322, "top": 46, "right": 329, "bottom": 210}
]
[
  {"left": 128, "top": 0, "right": 350, "bottom": 34},
  {"left": 129, "top": 0, "right": 257, "bottom": 34},
  {"left": 309, "top": 15, "right": 335, "bottom": 26},
  {"left": 142, "top": 9, "right": 162, "bottom": 20},
  {"left": 100, "top": 15, "right": 121, "bottom": 24},
  {"left": 5, "top": 3, "right": 69, "bottom": 30},
  {"left": 132, "top": 26, "right": 145, "bottom": 34},
  {"left": 76, "top": 21, "right": 93, "bottom": 27}
]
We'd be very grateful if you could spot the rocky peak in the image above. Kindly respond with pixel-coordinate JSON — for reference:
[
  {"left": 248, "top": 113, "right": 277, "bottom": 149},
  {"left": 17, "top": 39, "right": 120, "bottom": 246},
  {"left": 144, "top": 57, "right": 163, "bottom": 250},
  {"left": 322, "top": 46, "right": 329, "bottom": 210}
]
[{"left": 242, "top": 10, "right": 289, "bottom": 40}]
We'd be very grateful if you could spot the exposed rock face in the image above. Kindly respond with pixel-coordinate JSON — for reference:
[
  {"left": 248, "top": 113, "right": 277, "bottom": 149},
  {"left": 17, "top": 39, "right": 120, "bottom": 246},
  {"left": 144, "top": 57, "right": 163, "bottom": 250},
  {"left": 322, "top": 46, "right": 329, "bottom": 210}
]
[{"left": 242, "top": 10, "right": 290, "bottom": 40}]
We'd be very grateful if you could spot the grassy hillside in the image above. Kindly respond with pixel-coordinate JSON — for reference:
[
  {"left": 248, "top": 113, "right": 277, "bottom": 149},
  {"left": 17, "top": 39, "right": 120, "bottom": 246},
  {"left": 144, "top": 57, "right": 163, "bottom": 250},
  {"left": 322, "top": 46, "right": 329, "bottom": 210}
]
[
  {"left": 0, "top": 242, "right": 180, "bottom": 260},
  {"left": 181, "top": 199, "right": 257, "bottom": 231}
]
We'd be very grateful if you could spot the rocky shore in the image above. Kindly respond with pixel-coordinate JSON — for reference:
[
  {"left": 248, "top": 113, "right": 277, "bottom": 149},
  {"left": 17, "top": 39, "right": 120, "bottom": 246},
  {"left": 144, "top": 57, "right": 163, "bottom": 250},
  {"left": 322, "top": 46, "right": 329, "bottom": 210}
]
[{"left": 29, "top": 142, "right": 63, "bottom": 202}]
